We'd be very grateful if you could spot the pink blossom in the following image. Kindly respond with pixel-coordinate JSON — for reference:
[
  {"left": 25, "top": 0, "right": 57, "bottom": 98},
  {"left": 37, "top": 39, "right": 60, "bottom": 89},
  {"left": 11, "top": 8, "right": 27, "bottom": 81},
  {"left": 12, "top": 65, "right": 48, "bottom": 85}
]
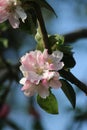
[
  {"left": 0, "top": 0, "right": 27, "bottom": 28},
  {"left": 20, "top": 49, "right": 64, "bottom": 98}
]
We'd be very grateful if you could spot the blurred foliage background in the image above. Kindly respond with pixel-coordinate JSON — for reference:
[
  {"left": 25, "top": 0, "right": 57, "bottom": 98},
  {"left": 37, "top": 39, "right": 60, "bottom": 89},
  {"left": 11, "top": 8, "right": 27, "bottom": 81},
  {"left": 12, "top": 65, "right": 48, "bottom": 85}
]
[{"left": 0, "top": 0, "right": 87, "bottom": 130}]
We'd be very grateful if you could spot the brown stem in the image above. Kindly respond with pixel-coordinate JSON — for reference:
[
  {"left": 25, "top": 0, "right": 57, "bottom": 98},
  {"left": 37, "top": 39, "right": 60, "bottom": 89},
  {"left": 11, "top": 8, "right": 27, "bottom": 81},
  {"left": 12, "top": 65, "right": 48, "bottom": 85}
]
[
  {"left": 29, "top": 2, "right": 52, "bottom": 54},
  {"left": 64, "top": 29, "right": 87, "bottom": 44},
  {"left": 60, "top": 69, "right": 87, "bottom": 95}
]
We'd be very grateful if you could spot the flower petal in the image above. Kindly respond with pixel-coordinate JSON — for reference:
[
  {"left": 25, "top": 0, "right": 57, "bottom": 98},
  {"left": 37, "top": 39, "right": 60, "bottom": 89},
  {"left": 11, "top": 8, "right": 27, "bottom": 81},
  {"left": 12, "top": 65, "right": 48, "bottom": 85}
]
[
  {"left": 15, "top": 6, "right": 27, "bottom": 23},
  {"left": 52, "top": 50, "right": 63, "bottom": 62},
  {"left": 27, "top": 71, "right": 42, "bottom": 84},
  {"left": 20, "top": 77, "right": 26, "bottom": 85},
  {"left": 0, "top": 0, "right": 10, "bottom": 23},
  {"left": 38, "top": 85, "right": 49, "bottom": 99},
  {"left": 8, "top": 13, "right": 20, "bottom": 28},
  {"left": 41, "top": 79, "right": 48, "bottom": 88},
  {"left": 49, "top": 79, "right": 62, "bottom": 89},
  {"left": 43, "top": 70, "right": 55, "bottom": 80},
  {"left": 23, "top": 85, "right": 37, "bottom": 97}
]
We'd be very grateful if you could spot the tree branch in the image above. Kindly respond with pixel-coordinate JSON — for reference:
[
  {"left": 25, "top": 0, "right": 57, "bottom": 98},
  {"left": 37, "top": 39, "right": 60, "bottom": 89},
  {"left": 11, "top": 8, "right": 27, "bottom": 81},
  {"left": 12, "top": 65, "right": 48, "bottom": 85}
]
[
  {"left": 64, "top": 29, "right": 87, "bottom": 43},
  {"left": 29, "top": 2, "right": 52, "bottom": 54},
  {"left": 60, "top": 69, "right": 87, "bottom": 95}
]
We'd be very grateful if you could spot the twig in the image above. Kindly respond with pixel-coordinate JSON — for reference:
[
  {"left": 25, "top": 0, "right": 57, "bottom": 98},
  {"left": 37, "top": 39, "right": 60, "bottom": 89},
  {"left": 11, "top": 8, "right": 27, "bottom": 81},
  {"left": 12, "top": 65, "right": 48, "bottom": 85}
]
[
  {"left": 64, "top": 29, "right": 87, "bottom": 43},
  {"left": 60, "top": 69, "right": 87, "bottom": 95},
  {"left": 29, "top": 2, "right": 52, "bottom": 54},
  {"left": 4, "top": 119, "right": 22, "bottom": 130}
]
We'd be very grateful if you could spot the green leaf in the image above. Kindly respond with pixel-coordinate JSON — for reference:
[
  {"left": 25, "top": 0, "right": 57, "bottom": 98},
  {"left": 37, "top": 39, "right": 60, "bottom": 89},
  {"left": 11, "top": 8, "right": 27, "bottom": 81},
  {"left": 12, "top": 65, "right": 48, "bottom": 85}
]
[
  {"left": 48, "top": 34, "right": 72, "bottom": 54},
  {"left": 36, "top": 41, "right": 45, "bottom": 51},
  {"left": 48, "top": 34, "right": 76, "bottom": 68},
  {"left": 0, "top": 22, "right": 9, "bottom": 31},
  {"left": 35, "top": 28, "right": 45, "bottom": 51},
  {"left": 61, "top": 79, "right": 76, "bottom": 108},
  {"left": 37, "top": 92, "right": 58, "bottom": 114},
  {"left": 37, "top": 0, "right": 57, "bottom": 16},
  {"left": 20, "top": 11, "right": 37, "bottom": 35},
  {"left": 0, "top": 38, "right": 8, "bottom": 48},
  {"left": 63, "top": 54, "right": 76, "bottom": 68},
  {"left": 48, "top": 34, "right": 64, "bottom": 48},
  {"left": 49, "top": 34, "right": 72, "bottom": 53},
  {"left": 24, "top": 0, "right": 56, "bottom": 16}
]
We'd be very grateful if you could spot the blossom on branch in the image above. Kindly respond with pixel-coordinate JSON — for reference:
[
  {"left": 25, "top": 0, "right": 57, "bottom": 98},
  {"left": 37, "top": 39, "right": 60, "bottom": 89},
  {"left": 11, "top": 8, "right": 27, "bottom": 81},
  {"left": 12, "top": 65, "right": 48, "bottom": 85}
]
[
  {"left": 20, "top": 49, "right": 64, "bottom": 98},
  {"left": 0, "top": 0, "right": 27, "bottom": 28}
]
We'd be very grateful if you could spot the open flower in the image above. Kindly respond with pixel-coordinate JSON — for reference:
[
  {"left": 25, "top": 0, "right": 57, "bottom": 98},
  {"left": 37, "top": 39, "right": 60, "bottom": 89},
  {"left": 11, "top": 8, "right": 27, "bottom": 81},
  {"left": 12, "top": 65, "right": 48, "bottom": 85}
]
[
  {"left": 20, "top": 49, "right": 64, "bottom": 98},
  {"left": 0, "top": 0, "right": 27, "bottom": 28}
]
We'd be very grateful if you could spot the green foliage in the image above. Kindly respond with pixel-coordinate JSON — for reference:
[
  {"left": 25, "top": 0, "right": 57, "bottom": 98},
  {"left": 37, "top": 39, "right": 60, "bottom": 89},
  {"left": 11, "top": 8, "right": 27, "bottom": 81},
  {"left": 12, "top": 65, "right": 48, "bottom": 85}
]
[
  {"left": 36, "top": 33, "right": 76, "bottom": 68},
  {"left": 0, "top": 23, "right": 9, "bottom": 31},
  {"left": 21, "top": 0, "right": 56, "bottom": 34},
  {"left": 36, "top": 39, "right": 45, "bottom": 51},
  {"left": 0, "top": 38, "right": 8, "bottom": 48},
  {"left": 63, "top": 54, "right": 76, "bottom": 69},
  {"left": 2, "top": 29, "right": 27, "bottom": 50},
  {"left": 23, "top": 0, "right": 56, "bottom": 16},
  {"left": 20, "top": 11, "right": 37, "bottom": 35},
  {"left": 37, "top": 92, "right": 58, "bottom": 114},
  {"left": 60, "top": 79, "right": 76, "bottom": 108},
  {"left": 48, "top": 34, "right": 76, "bottom": 68},
  {"left": 48, "top": 34, "right": 64, "bottom": 49},
  {"left": 35, "top": 28, "right": 45, "bottom": 51},
  {"left": 0, "top": 24, "right": 9, "bottom": 49}
]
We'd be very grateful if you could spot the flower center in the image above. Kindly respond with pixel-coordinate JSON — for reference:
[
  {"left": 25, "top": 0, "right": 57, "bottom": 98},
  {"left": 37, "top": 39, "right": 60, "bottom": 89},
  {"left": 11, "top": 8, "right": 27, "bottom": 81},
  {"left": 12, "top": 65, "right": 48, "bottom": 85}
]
[
  {"left": 47, "top": 58, "right": 53, "bottom": 64},
  {"left": 35, "top": 68, "right": 43, "bottom": 75}
]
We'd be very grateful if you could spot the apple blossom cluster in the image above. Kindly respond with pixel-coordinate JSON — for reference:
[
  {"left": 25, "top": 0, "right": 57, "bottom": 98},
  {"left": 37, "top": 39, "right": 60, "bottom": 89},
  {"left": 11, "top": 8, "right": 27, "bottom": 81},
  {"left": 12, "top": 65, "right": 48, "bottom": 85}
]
[
  {"left": 0, "top": 0, "right": 27, "bottom": 28},
  {"left": 20, "top": 49, "right": 64, "bottom": 98}
]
